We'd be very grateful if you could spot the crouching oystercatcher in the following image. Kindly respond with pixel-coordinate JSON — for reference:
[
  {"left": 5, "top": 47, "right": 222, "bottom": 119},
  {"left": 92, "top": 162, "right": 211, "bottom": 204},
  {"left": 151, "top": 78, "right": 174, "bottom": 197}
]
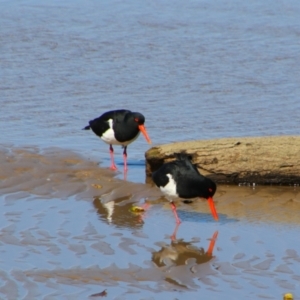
[
  {"left": 83, "top": 109, "right": 151, "bottom": 171},
  {"left": 152, "top": 153, "right": 218, "bottom": 223}
]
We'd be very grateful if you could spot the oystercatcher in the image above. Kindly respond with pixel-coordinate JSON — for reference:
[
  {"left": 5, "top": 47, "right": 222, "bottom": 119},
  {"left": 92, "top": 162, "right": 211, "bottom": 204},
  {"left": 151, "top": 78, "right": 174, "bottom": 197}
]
[
  {"left": 152, "top": 153, "right": 218, "bottom": 223},
  {"left": 83, "top": 109, "right": 151, "bottom": 171}
]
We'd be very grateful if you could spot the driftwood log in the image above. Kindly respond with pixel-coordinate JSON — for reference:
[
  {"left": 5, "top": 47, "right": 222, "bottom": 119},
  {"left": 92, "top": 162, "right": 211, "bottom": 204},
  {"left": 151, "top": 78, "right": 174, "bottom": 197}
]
[{"left": 145, "top": 136, "right": 300, "bottom": 185}]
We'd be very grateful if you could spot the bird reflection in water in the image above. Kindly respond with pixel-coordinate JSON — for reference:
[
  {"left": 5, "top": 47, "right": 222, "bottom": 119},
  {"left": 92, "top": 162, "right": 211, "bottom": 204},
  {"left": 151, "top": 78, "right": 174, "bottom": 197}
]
[
  {"left": 93, "top": 197, "right": 146, "bottom": 229},
  {"left": 152, "top": 225, "right": 218, "bottom": 268}
]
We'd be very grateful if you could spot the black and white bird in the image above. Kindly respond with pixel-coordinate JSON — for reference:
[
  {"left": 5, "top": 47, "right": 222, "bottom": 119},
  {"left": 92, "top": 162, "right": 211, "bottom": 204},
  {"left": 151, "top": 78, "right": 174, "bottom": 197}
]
[
  {"left": 152, "top": 153, "right": 218, "bottom": 223},
  {"left": 84, "top": 109, "right": 151, "bottom": 171}
]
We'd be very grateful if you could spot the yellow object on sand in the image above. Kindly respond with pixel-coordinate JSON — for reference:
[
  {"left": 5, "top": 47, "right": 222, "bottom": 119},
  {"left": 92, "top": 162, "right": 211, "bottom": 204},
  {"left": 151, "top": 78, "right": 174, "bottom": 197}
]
[
  {"left": 284, "top": 293, "right": 293, "bottom": 300},
  {"left": 91, "top": 183, "right": 102, "bottom": 189},
  {"left": 130, "top": 206, "right": 145, "bottom": 213}
]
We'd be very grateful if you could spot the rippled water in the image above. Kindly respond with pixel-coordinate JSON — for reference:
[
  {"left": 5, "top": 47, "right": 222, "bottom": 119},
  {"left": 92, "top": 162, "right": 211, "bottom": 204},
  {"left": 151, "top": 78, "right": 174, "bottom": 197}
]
[
  {"left": 1, "top": 0, "right": 300, "bottom": 161},
  {"left": 1, "top": 147, "right": 300, "bottom": 299},
  {"left": 1, "top": 0, "right": 300, "bottom": 299}
]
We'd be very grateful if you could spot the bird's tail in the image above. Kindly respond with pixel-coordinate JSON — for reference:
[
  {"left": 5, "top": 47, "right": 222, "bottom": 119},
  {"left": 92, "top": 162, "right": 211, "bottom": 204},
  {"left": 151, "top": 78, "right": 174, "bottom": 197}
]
[
  {"left": 82, "top": 125, "right": 91, "bottom": 130},
  {"left": 174, "top": 152, "right": 192, "bottom": 161},
  {"left": 174, "top": 152, "right": 199, "bottom": 173}
]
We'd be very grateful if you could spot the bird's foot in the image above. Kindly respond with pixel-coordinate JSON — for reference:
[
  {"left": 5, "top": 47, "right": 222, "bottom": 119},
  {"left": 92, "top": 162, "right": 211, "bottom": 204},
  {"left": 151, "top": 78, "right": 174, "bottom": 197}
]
[{"left": 182, "top": 199, "right": 193, "bottom": 204}]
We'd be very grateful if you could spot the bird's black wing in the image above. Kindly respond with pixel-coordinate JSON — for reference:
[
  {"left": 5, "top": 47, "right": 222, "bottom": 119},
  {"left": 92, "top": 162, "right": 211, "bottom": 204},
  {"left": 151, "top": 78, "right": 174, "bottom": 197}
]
[
  {"left": 152, "top": 158, "right": 190, "bottom": 188},
  {"left": 174, "top": 153, "right": 201, "bottom": 176},
  {"left": 152, "top": 162, "right": 173, "bottom": 187},
  {"left": 152, "top": 154, "right": 203, "bottom": 188},
  {"left": 86, "top": 110, "right": 131, "bottom": 137},
  {"left": 110, "top": 109, "right": 132, "bottom": 124}
]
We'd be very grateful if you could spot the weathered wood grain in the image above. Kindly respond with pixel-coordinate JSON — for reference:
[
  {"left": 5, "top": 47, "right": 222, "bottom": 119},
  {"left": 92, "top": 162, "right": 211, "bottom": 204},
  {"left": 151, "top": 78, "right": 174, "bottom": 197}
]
[{"left": 145, "top": 136, "right": 300, "bottom": 185}]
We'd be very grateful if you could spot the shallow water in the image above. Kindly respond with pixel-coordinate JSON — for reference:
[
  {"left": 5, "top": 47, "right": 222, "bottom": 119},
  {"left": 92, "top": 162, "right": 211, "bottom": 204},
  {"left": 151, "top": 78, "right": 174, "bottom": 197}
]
[
  {"left": 0, "top": 148, "right": 300, "bottom": 299},
  {"left": 1, "top": 0, "right": 300, "bottom": 179},
  {"left": 1, "top": 0, "right": 300, "bottom": 298}
]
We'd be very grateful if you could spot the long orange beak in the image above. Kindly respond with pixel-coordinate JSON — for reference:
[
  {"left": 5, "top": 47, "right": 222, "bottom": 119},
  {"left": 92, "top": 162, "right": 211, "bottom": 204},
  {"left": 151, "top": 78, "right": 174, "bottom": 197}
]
[
  {"left": 138, "top": 124, "right": 152, "bottom": 144},
  {"left": 208, "top": 197, "right": 219, "bottom": 221}
]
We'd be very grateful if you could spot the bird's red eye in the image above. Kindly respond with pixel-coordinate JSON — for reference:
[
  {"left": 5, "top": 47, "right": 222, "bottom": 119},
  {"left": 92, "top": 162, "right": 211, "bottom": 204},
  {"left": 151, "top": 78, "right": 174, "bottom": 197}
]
[
  {"left": 209, "top": 188, "right": 213, "bottom": 192},
  {"left": 134, "top": 118, "right": 139, "bottom": 122}
]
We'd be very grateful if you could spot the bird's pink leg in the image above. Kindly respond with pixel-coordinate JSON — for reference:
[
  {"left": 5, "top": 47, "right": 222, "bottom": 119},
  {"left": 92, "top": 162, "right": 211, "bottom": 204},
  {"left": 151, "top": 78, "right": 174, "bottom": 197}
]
[
  {"left": 109, "top": 145, "right": 117, "bottom": 170},
  {"left": 123, "top": 146, "right": 128, "bottom": 172},
  {"left": 170, "top": 201, "right": 181, "bottom": 224}
]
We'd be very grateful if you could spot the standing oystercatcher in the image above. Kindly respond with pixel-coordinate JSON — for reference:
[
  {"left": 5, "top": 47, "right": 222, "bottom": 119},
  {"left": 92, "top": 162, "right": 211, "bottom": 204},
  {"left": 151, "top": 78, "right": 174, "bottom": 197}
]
[
  {"left": 152, "top": 153, "right": 218, "bottom": 223},
  {"left": 83, "top": 109, "right": 151, "bottom": 171}
]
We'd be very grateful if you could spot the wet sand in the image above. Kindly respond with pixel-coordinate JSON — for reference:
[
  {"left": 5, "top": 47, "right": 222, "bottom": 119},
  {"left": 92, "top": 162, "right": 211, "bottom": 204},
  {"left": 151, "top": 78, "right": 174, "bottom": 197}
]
[
  {"left": 2, "top": 0, "right": 300, "bottom": 298},
  {"left": 1, "top": 147, "right": 300, "bottom": 299}
]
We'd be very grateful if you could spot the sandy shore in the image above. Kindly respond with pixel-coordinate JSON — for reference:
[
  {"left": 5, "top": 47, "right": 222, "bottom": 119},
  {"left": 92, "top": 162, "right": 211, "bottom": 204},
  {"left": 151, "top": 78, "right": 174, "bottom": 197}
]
[{"left": 1, "top": 146, "right": 299, "bottom": 224}]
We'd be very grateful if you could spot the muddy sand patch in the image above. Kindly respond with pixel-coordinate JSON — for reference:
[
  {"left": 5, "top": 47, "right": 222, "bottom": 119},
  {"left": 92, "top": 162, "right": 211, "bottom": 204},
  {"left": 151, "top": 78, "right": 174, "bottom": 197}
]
[{"left": 0, "top": 146, "right": 299, "bottom": 299}]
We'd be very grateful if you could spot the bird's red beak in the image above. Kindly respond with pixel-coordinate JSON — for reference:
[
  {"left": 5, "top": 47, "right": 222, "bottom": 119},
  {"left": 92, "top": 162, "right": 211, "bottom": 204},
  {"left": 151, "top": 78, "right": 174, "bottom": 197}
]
[
  {"left": 138, "top": 124, "right": 152, "bottom": 144},
  {"left": 208, "top": 197, "right": 219, "bottom": 221}
]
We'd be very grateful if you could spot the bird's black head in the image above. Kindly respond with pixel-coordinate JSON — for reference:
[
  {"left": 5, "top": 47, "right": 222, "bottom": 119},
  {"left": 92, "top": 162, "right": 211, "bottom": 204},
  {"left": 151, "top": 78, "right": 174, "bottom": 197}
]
[
  {"left": 132, "top": 112, "right": 145, "bottom": 125},
  {"left": 131, "top": 112, "right": 151, "bottom": 144},
  {"left": 206, "top": 180, "right": 217, "bottom": 198}
]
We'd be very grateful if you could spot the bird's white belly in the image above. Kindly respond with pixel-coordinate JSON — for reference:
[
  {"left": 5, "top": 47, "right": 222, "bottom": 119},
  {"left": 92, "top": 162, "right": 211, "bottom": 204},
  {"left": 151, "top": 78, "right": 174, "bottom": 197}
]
[
  {"left": 101, "top": 129, "right": 140, "bottom": 146},
  {"left": 101, "top": 127, "right": 118, "bottom": 144},
  {"left": 100, "top": 119, "right": 140, "bottom": 146},
  {"left": 160, "top": 174, "right": 178, "bottom": 198}
]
